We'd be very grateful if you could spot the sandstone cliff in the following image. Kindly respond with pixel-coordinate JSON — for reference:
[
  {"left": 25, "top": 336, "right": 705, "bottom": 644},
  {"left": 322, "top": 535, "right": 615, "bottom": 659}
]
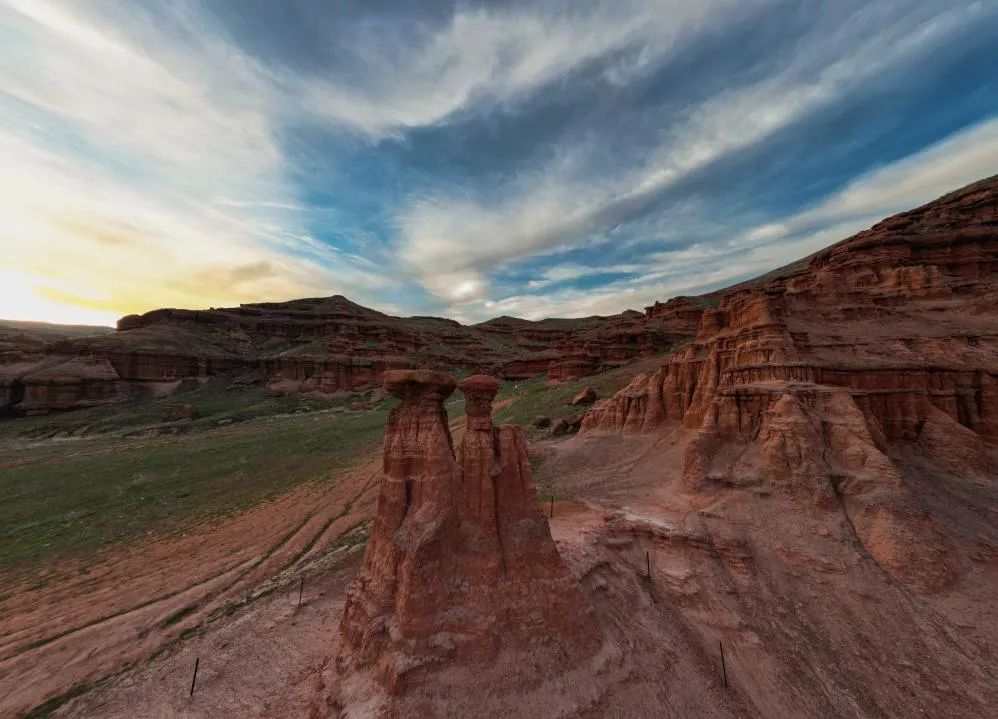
[
  {"left": 339, "top": 371, "right": 600, "bottom": 692},
  {"left": 5, "top": 175, "right": 996, "bottom": 418},
  {"left": 581, "top": 175, "right": 998, "bottom": 590},
  {"left": 1, "top": 296, "right": 698, "bottom": 416},
  {"left": 584, "top": 174, "right": 998, "bottom": 442}
]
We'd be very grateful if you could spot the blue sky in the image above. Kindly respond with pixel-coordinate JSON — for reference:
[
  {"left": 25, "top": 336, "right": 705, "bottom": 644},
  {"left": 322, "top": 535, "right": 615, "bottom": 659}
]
[{"left": 2, "top": 0, "right": 998, "bottom": 325}]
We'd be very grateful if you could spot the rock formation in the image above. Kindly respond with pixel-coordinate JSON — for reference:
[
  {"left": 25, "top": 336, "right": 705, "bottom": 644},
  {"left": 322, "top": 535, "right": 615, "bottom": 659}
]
[
  {"left": 584, "top": 174, "right": 998, "bottom": 442},
  {"left": 5, "top": 175, "right": 995, "bottom": 418},
  {"left": 581, "top": 174, "right": 998, "bottom": 590},
  {"left": 339, "top": 371, "right": 600, "bottom": 692},
  {"left": 164, "top": 403, "right": 199, "bottom": 422},
  {"left": 2, "top": 297, "right": 695, "bottom": 416}
]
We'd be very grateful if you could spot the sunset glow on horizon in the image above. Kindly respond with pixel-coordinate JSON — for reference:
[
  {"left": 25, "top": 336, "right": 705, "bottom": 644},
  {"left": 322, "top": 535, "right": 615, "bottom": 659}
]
[{"left": 3, "top": 0, "right": 998, "bottom": 326}]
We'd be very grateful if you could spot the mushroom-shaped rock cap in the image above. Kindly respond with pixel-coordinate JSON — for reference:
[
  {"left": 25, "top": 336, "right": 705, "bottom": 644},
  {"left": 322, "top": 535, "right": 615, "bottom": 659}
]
[
  {"left": 383, "top": 369, "right": 457, "bottom": 400},
  {"left": 457, "top": 374, "right": 501, "bottom": 393}
]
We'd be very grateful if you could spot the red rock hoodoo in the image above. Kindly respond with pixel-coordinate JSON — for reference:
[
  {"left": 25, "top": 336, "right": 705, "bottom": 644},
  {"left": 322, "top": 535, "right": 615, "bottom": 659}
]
[{"left": 339, "top": 371, "right": 600, "bottom": 691}]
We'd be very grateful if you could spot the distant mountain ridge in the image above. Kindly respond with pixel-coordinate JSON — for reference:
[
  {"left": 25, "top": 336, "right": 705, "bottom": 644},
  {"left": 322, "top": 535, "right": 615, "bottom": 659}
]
[{"left": 1, "top": 174, "right": 996, "bottom": 417}]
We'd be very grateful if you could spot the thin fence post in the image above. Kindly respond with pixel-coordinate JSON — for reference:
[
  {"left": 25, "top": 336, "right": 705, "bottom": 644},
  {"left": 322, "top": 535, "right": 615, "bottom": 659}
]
[
  {"left": 298, "top": 577, "right": 304, "bottom": 609},
  {"left": 189, "top": 657, "right": 200, "bottom": 697},
  {"left": 720, "top": 641, "right": 728, "bottom": 688},
  {"left": 646, "top": 550, "right": 651, "bottom": 580},
  {"left": 549, "top": 495, "right": 554, "bottom": 518}
]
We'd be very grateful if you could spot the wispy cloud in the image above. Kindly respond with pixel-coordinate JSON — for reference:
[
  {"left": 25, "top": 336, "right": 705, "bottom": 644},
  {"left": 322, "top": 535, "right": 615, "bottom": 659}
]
[
  {"left": 300, "top": 0, "right": 764, "bottom": 138},
  {"left": 391, "top": 1, "right": 989, "bottom": 309},
  {"left": 473, "top": 114, "right": 998, "bottom": 321},
  {"left": 0, "top": 0, "right": 387, "bottom": 324},
  {"left": 0, "top": 0, "right": 995, "bottom": 325}
]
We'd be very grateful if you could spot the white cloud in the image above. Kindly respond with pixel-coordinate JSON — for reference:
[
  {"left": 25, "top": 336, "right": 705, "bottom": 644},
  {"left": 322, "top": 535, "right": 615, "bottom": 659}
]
[
  {"left": 789, "top": 117, "right": 998, "bottom": 230},
  {"left": 464, "top": 112, "right": 998, "bottom": 321},
  {"left": 301, "top": 0, "right": 765, "bottom": 138},
  {"left": 1, "top": 0, "right": 994, "bottom": 326},
  {"left": 0, "top": 0, "right": 387, "bottom": 323},
  {"left": 392, "top": 1, "right": 988, "bottom": 307},
  {"left": 524, "top": 263, "right": 643, "bottom": 290}
]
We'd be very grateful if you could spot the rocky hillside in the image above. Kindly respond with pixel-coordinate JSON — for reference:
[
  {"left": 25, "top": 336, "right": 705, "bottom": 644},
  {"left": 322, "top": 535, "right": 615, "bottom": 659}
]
[
  {"left": 582, "top": 173, "right": 997, "bottom": 591},
  {"left": 2, "top": 174, "right": 996, "bottom": 419},
  {"left": 584, "top": 173, "right": 998, "bottom": 439},
  {"left": 0, "top": 293, "right": 698, "bottom": 418}
]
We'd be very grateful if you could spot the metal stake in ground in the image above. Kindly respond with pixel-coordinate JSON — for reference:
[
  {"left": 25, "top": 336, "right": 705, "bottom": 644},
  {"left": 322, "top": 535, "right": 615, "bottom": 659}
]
[
  {"left": 189, "top": 657, "right": 200, "bottom": 697},
  {"left": 549, "top": 495, "right": 554, "bottom": 518},
  {"left": 646, "top": 550, "right": 651, "bottom": 581},
  {"left": 298, "top": 576, "right": 304, "bottom": 609},
  {"left": 720, "top": 641, "right": 728, "bottom": 688}
]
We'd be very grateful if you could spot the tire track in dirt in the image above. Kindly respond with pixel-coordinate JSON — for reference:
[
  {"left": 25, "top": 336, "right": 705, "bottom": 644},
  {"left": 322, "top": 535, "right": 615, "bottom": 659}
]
[{"left": 0, "top": 455, "right": 381, "bottom": 717}]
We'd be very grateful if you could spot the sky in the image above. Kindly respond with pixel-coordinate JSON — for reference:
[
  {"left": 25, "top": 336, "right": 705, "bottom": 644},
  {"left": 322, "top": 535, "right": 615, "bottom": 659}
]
[{"left": 2, "top": 0, "right": 998, "bottom": 326}]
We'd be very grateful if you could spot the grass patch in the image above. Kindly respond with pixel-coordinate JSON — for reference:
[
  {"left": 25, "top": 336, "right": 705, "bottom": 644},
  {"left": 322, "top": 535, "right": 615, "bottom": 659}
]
[
  {"left": 177, "top": 626, "right": 202, "bottom": 641},
  {"left": 493, "top": 368, "right": 641, "bottom": 428},
  {"left": 0, "top": 406, "right": 391, "bottom": 573},
  {"left": 331, "top": 522, "right": 370, "bottom": 552},
  {"left": 0, "top": 382, "right": 370, "bottom": 441},
  {"left": 688, "top": 294, "right": 722, "bottom": 309}
]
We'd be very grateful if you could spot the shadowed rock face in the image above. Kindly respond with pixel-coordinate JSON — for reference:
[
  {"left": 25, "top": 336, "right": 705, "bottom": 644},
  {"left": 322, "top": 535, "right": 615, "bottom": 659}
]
[
  {"left": 580, "top": 176, "right": 998, "bottom": 591},
  {"left": 3, "top": 294, "right": 696, "bottom": 416},
  {"left": 340, "top": 371, "right": 599, "bottom": 692},
  {"left": 584, "top": 175, "right": 998, "bottom": 442}
]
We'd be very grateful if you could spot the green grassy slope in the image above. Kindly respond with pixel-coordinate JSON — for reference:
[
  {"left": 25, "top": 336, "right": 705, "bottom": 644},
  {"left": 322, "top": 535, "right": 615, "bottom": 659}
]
[{"left": 0, "top": 401, "right": 390, "bottom": 573}]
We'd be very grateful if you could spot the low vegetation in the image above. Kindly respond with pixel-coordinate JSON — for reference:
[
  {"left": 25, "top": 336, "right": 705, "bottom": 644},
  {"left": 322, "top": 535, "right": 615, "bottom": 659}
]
[
  {"left": 0, "top": 382, "right": 374, "bottom": 440},
  {"left": 0, "top": 391, "right": 391, "bottom": 574},
  {"left": 493, "top": 361, "right": 652, "bottom": 427},
  {"left": 0, "top": 358, "right": 651, "bottom": 576}
]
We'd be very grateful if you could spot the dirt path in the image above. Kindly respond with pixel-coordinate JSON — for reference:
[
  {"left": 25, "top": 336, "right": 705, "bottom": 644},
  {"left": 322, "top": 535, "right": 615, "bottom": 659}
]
[
  {"left": 0, "top": 456, "right": 382, "bottom": 717},
  {"left": 10, "top": 411, "right": 998, "bottom": 717},
  {"left": 0, "top": 409, "right": 483, "bottom": 717}
]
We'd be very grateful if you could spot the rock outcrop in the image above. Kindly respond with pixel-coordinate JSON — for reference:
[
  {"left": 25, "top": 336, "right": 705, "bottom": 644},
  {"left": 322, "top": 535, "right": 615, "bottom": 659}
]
[
  {"left": 339, "top": 371, "right": 599, "bottom": 692},
  {"left": 584, "top": 175, "right": 998, "bottom": 443},
  {"left": 164, "top": 403, "right": 199, "bottom": 422},
  {"left": 581, "top": 175, "right": 998, "bottom": 590},
  {"left": 0, "top": 355, "right": 124, "bottom": 416},
  {"left": 5, "top": 175, "right": 995, "bottom": 418},
  {"left": 682, "top": 386, "right": 957, "bottom": 589},
  {"left": 2, "top": 297, "right": 699, "bottom": 416}
]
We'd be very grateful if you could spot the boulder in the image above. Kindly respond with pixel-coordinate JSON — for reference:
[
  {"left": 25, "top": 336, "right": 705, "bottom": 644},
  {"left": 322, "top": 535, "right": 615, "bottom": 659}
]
[
  {"left": 550, "top": 413, "right": 583, "bottom": 437},
  {"left": 532, "top": 415, "right": 552, "bottom": 428},
  {"left": 569, "top": 387, "right": 598, "bottom": 405},
  {"left": 164, "top": 403, "right": 198, "bottom": 422}
]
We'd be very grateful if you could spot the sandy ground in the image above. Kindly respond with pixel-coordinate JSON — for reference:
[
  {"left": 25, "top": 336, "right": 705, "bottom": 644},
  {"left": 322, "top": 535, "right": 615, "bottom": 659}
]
[
  {"left": 0, "top": 455, "right": 382, "bottom": 717},
  {"left": 7, "top": 416, "right": 998, "bottom": 718}
]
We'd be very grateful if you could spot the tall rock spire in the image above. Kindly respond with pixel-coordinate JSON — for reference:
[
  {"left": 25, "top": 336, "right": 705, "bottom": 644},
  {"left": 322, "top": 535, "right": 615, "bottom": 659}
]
[{"left": 340, "top": 371, "right": 600, "bottom": 692}]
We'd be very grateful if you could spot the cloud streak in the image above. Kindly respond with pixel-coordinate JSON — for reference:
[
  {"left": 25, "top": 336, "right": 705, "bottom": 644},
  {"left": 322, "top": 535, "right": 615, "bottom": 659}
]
[
  {"left": 391, "top": 0, "right": 990, "bottom": 308},
  {"left": 1, "top": 0, "right": 996, "bottom": 325},
  {"left": 0, "top": 0, "right": 388, "bottom": 324},
  {"left": 481, "top": 114, "right": 998, "bottom": 320},
  {"left": 301, "top": 0, "right": 766, "bottom": 138}
]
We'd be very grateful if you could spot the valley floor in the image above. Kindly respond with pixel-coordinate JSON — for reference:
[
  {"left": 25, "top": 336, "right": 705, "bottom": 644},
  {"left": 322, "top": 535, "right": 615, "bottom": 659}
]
[{"left": 17, "top": 426, "right": 997, "bottom": 718}]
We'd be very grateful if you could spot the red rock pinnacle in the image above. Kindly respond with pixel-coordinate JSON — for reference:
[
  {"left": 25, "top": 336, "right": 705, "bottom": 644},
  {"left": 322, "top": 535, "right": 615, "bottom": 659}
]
[{"left": 340, "top": 371, "right": 599, "bottom": 692}]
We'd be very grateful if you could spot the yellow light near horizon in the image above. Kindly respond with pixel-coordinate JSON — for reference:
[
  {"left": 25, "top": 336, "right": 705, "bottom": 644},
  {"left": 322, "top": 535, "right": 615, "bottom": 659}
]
[{"left": 0, "top": 270, "right": 120, "bottom": 327}]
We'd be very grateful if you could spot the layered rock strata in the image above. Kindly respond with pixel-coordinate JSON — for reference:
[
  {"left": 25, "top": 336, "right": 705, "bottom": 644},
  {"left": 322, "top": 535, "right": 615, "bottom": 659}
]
[
  {"left": 583, "top": 175, "right": 998, "bottom": 443},
  {"left": 2, "top": 295, "right": 702, "bottom": 415},
  {"left": 339, "top": 371, "right": 600, "bottom": 691},
  {"left": 581, "top": 176, "right": 998, "bottom": 590}
]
